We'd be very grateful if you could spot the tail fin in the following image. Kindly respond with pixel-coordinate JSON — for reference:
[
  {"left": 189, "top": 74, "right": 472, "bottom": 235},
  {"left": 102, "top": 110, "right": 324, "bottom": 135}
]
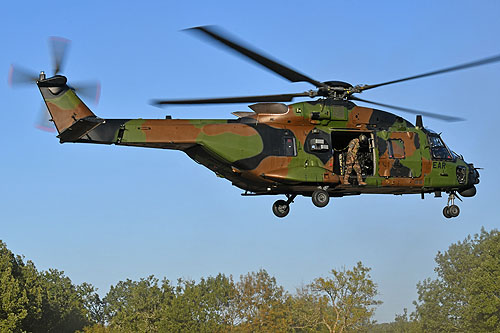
[{"left": 37, "top": 74, "right": 104, "bottom": 142}]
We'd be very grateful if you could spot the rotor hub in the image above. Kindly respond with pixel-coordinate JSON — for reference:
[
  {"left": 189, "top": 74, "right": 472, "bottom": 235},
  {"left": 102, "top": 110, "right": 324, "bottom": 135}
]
[
  {"left": 323, "top": 80, "right": 353, "bottom": 89},
  {"left": 318, "top": 81, "right": 355, "bottom": 99}
]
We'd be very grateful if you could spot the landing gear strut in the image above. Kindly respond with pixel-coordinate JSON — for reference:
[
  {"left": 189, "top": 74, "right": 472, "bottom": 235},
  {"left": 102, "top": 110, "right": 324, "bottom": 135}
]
[
  {"left": 272, "top": 194, "right": 296, "bottom": 218},
  {"left": 443, "top": 192, "right": 461, "bottom": 218}
]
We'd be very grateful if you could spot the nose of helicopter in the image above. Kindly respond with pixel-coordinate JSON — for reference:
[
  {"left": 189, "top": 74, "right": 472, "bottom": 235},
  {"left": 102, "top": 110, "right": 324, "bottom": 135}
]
[
  {"left": 458, "top": 163, "right": 479, "bottom": 197},
  {"left": 468, "top": 163, "right": 480, "bottom": 185}
]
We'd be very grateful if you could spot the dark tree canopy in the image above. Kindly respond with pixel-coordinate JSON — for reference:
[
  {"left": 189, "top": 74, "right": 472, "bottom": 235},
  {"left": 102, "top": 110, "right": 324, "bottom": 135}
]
[
  {"left": 414, "top": 228, "right": 500, "bottom": 332},
  {"left": 0, "top": 240, "right": 382, "bottom": 332},
  {"left": 4, "top": 227, "right": 500, "bottom": 332},
  {"left": 0, "top": 240, "right": 97, "bottom": 332}
]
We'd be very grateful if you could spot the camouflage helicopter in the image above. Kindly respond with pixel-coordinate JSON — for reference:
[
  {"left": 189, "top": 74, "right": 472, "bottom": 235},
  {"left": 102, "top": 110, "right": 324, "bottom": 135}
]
[{"left": 11, "top": 27, "right": 496, "bottom": 218}]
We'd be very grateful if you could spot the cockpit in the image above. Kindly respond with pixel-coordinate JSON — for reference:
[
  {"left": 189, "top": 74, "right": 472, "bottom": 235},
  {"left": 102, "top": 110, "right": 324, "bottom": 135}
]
[{"left": 426, "top": 130, "right": 455, "bottom": 161}]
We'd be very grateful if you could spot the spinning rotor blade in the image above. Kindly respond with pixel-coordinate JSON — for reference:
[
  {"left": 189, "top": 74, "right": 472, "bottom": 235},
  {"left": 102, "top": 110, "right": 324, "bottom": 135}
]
[
  {"left": 153, "top": 92, "right": 310, "bottom": 106},
  {"left": 49, "top": 36, "right": 70, "bottom": 75},
  {"left": 35, "top": 103, "right": 56, "bottom": 133},
  {"left": 187, "top": 26, "right": 327, "bottom": 88},
  {"left": 8, "top": 64, "right": 38, "bottom": 86},
  {"left": 70, "top": 80, "right": 101, "bottom": 105},
  {"left": 350, "top": 96, "right": 465, "bottom": 122},
  {"left": 359, "top": 53, "right": 500, "bottom": 92}
]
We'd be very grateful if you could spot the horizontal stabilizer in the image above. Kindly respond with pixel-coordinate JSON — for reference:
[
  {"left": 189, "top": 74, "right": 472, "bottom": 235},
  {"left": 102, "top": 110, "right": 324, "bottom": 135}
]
[{"left": 58, "top": 116, "right": 105, "bottom": 142}]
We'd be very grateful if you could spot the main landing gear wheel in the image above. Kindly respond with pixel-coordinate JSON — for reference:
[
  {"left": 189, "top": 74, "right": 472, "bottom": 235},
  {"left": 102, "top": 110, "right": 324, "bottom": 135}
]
[
  {"left": 442, "top": 192, "right": 461, "bottom": 218},
  {"left": 272, "top": 200, "right": 289, "bottom": 218},
  {"left": 272, "top": 194, "right": 296, "bottom": 218},
  {"left": 312, "top": 189, "right": 329, "bottom": 208}
]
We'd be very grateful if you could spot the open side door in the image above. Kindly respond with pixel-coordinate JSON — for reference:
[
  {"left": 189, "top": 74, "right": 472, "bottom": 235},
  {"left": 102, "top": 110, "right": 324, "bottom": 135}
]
[{"left": 331, "top": 130, "right": 375, "bottom": 177}]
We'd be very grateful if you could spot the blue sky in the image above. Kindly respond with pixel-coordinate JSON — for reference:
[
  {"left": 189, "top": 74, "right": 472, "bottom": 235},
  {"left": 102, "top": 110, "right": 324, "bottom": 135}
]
[{"left": 1, "top": 0, "right": 500, "bottom": 323}]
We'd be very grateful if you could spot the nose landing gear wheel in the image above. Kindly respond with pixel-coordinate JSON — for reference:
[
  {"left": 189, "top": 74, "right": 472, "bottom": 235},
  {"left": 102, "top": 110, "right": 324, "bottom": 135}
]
[
  {"left": 443, "top": 192, "right": 461, "bottom": 218},
  {"left": 443, "top": 206, "right": 452, "bottom": 218},
  {"left": 272, "top": 200, "right": 290, "bottom": 218},
  {"left": 312, "top": 189, "right": 329, "bottom": 208},
  {"left": 449, "top": 204, "right": 460, "bottom": 217}
]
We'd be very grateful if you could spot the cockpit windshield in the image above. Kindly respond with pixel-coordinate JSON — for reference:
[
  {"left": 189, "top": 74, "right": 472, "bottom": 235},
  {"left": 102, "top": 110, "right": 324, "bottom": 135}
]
[{"left": 428, "top": 134, "right": 453, "bottom": 160}]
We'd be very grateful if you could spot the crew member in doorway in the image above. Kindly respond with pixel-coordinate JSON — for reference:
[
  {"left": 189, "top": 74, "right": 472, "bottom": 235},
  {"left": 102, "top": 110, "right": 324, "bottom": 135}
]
[{"left": 343, "top": 134, "right": 367, "bottom": 186}]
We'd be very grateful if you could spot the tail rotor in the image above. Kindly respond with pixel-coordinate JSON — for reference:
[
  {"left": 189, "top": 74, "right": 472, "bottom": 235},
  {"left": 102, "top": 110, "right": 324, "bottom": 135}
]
[{"left": 9, "top": 37, "right": 101, "bottom": 132}]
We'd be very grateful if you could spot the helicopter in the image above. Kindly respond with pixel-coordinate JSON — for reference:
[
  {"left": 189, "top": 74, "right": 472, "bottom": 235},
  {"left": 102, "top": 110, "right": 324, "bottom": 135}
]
[{"left": 10, "top": 26, "right": 495, "bottom": 218}]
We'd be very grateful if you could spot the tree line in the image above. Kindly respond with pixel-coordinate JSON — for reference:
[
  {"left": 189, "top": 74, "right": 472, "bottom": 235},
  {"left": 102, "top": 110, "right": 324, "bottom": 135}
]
[{"left": 1, "top": 227, "right": 499, "bottom": 332}]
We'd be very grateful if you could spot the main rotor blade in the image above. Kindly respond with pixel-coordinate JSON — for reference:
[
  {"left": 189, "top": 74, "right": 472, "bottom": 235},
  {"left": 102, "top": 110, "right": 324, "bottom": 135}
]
[
  {"left": 152, "top": 92, "right": 310, "bottom": 106},
  {"left": 8, "top": 64, "right": 38, "bottom": 86},
  {"left": 350, "top": 96, "right": 465, "bottom": 122},
  {"left": 359, "top": 53, "right": 500, "bottom": 92},
  {"left": 186, "top": 26, "right": 327, "bottom": 89},
  {"left": 49, "top": 36, "right": 70, "bottom": 75}
]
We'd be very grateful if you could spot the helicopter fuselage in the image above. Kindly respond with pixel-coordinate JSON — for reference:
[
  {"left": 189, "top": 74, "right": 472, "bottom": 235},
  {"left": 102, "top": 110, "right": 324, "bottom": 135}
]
[{"left": 38, "top": 77, "right": 479, "bottom": 209}]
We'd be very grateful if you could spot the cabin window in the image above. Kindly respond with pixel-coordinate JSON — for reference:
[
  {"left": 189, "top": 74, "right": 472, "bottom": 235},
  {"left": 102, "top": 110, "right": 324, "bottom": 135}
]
[
  {"left": 283, "top": 137, "right": 296, "bottom": 156},
  {"left": 388, "top": 139, "right": 405, "bottom": 159}
]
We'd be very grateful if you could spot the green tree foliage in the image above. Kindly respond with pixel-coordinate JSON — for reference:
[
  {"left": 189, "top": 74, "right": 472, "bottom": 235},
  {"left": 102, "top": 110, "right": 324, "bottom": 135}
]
[
  {"left": 288, "top": 285, "right": 325, "bottom": 331},
  {"left": 101, "top": 270, "right": 292, "bottom": 332},
  {"left": 0, "top": 240, "right": 34, "bottom": 331},
  {"left": 79, "top": 282, "right": 105, "bottom": 325},
  {"left": 0, "top": 240, "right": 98, "bottom": 332},
  {"left": 234, "top": 269, "right": 291, "bottom": 332},
  {"left": 99, "top": 273, "right": 239, "bottom": 332},
  {"left": 159, "top": 274, "right": 236, "bottom": 332},
  {"left": 104, "top": 275, "right": 167, "bottom": 332},
  {"left": 30, "top": 269, "right": 90, "bottom": 331},
  {"left": 414, "top": 228, "right": 500, "bottom": 332},
  {"left": 391, "top": 308, "right": 421, "bottom": 333},
  {"left": 98, "top": 266, "right": 381, "bottom": 332},
  {"left": 311, "top": 261, "right": 382, "bottom": 333},
  {"left": 369, "top": 308, "right": 421, "bottom": 333},
  {"left": 2, "top": 240, "right": 383, "bottom": 332}
]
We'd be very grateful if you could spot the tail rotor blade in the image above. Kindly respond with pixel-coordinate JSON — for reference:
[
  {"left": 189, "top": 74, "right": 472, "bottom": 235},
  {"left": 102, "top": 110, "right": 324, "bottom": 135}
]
[
  {"left": 34, "top": 103, "right": 56, "bottom": 133},
  {"left": 8, "top": 64, "right": 38, "bottom": 86},
  {"left": 71, "top": 80, "right": 101, "bottom": 105},
  {"left": 49, "top": 36, "right": 71, "bottom": 75}
]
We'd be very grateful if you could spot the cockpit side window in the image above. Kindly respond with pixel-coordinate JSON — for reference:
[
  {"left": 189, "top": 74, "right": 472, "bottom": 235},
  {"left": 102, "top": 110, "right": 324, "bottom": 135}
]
[{"left": 428, "top": 135, "right": 453, "bottom": 160}]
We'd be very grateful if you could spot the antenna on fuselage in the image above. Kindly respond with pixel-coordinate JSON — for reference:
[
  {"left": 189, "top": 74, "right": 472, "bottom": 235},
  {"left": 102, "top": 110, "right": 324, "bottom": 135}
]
[{"left": 416, "top": 115, "right": 423, "bottom": 129}]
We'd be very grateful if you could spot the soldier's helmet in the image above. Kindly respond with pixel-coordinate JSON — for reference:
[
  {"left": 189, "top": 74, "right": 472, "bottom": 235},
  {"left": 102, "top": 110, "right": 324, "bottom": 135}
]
[{"left": 359, "top": 134, "right": 368, "bottom": 145}]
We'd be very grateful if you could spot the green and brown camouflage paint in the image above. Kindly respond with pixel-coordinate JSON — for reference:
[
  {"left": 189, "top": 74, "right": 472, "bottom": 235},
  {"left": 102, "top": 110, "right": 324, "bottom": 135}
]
[{"left": 38, "top": 75, "right": 477, "bottom": 198}]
